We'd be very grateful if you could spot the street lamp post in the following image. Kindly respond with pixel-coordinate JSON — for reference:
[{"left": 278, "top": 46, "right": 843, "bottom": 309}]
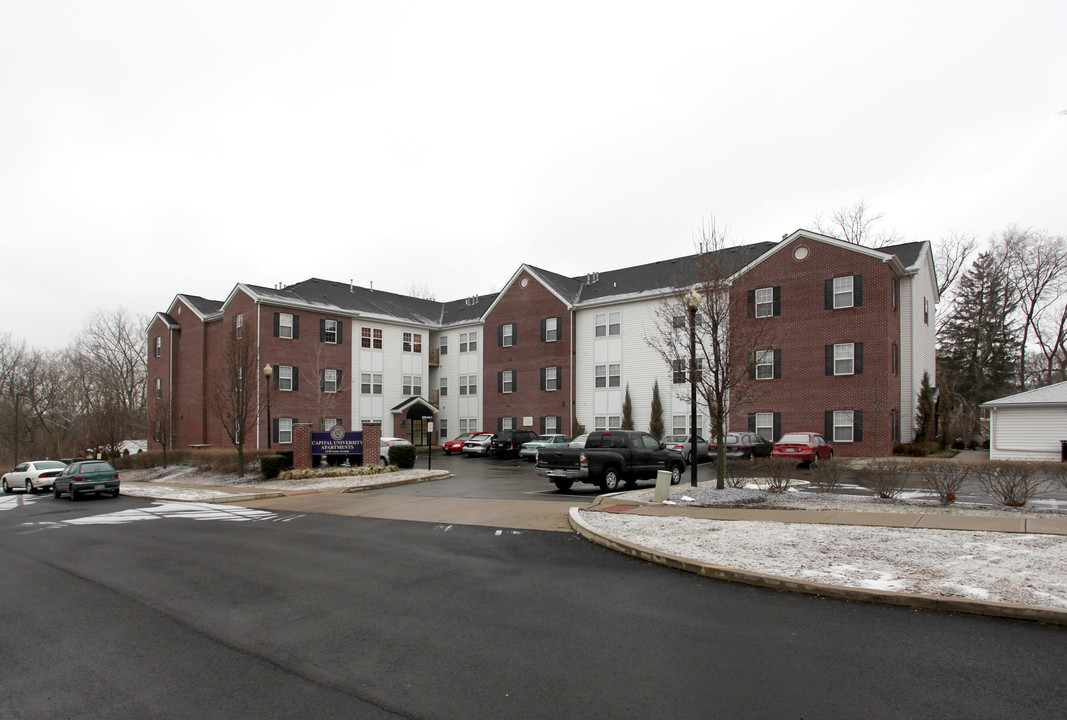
[
  {"left": 423, "top": 415, "right": 432, "bottom": 470},
  {"left": 263, "top": 364, "right": 273, "bottom": 450},
  {"left": 684, "top": 290, "right": 702, "bottom": 488}
]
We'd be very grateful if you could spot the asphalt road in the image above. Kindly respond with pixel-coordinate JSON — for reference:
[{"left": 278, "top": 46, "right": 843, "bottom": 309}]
[{"left": 1, "top": 467, "right": 1065, "bottom": 718}]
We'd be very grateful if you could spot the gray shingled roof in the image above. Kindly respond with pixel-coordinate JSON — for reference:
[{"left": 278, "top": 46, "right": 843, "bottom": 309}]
[
  {"left": 980, "top": 381, "right": 1067, "bottom": 407},
  {"left": 173, "top": 234, "right": 930, "bottom": 327}
]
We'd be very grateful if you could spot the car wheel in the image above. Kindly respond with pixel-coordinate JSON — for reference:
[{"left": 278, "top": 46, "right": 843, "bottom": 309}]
[
  {"left": 380, "top": 456, "right": 388, "bottom": 466},
  {"left": 1, "top": 479, "right": 10, "bottom": 494},
  {"left": 828, "top": 450, "right": 834, "bottom": 460},
  {"left": 111, "top": 489, "right": 121, "bottom": 498},
  {"left": 26, "top": 480, "right": 35, "bottom": 494},
  {"left": 69, "top": 487, "right": 79, "bottom": 501},
  {"left": 809, "top": 454, "right": 819, "bottom": 469},
  {"left": 600, "top": 468, "right": 621, "bottom": 493},
  {"left": 53, "top": 484, "right": 61, "bottom": 498},
  {"left": 552, "top": 480, "right": 573, "bottom": 491},
  {"left": 669, "top": 464, "right": 683, "bottom": 485},
  {"left": 685, "top": 452, "right": 692, "bottom": 464}
]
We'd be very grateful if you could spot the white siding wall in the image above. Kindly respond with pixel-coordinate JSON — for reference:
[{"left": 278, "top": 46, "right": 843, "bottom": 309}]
[
  {"left": 989, "top": 406, "right": 1067, "bottom": 460},
  {"left": 428, "top": 323, "right": 484, "bottom": 438},
  {"left": 351, "top": 322, "right": 432, "bottom": 430},
  {"left": 574, "top": 296, "right": 705, "bottom": 435},
  {"left": 899, "top": 244, "right": 938, "bottom": 443}
]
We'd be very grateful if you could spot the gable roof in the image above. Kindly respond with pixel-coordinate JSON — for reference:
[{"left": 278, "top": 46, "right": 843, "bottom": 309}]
[{"left": 980, "top": 381, "right": 1067, "bottom": 408}]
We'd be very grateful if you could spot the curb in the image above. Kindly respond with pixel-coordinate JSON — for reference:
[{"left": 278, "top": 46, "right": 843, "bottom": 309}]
[
  {"left": 340, "top": 471, "right": 451, "bottom": 493},
  {"left": 568, "top": 507, "right": 1067, "bottom": 626}
]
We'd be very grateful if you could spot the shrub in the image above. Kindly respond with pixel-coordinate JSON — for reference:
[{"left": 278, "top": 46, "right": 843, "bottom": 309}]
[
  {"left": 388, "top": 444, "right": 417, "bottom": 469},
  {"left": 892, "top": 441, "right": 939, "bottom": 457},
  {"left": 809, "top": 458, "right": 846, "bottom": 493},
  {"left": 724, "top": 460, "right": 756, "bottom": 489},
  {"left": 916, "top": 460, "right": 970, "bottom": 503},
  {"left": 858, "top": 459, "right": 916, "bottom": 499},
  {"left": 755, "top": 457, "right": 796, "bottom": 493},
  {"left": 974, "top": 462, "right": 1052, "bottom": 507},
  {"left": 277, "top": 450, "right": 294, "bottom": 469},
  {"left": 260, "top": 455, "right": 287, "bottom": 479}
]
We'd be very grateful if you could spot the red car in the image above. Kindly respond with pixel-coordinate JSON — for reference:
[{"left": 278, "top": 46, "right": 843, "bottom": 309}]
[
  {"left": 442, "top": 433, "right": 475, "bottom": 455},
  {"left": 771, "top": 432, "right": 834, "bottom": 465}
]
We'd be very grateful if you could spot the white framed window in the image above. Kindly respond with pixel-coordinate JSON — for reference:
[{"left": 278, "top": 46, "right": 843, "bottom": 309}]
[
  {"left": 360, "top": 373, "right": 382, "bottom": 394},
  {"left": 502, "top": 324, "right": 515, "bottom": 347},
  {"left": 502, "top": 370, "right": 514, "bottom": 393},
  {"left": 235, "top": 314, "right": 243, "bottom": 339},
  {"left": 834, "top": 410, "right": 855, "bottom": 442},
  {"left": 279, "top": 365, "right": 294, "bottom": 391},
  {"left": 154, "top": 336, "right": 162, "bottom": 357},
  {"left": 439, "top": 418, "right": 447, "bottom": 438},
  {"left": 278, "top": 418, "right": 293, "bottom": 444},
  {"left": 460, "top": 375, "right": 477, "bottom": 395},
  {"left": 834, "top": 344, "right": 855, "bottom": 376},
  {"left": 459, "top": 418, "right": 469, "bottom": 434},
  {"left": 155, "top": 377, "right": 162, "bottom": 399},
  {"left": 403, "top": 375, "right": 422, "bottom": 396},
  {"left": 924, "top": 297, "right": 929, "bottom": 325},
  {"left": 595, "top": 364, "right": 621, "bottom": 388},
  {"left": 439, "top": 377, "right": 448, "bottom": 396},
  {"left": 595, "top": 312, "right": 621, "bottom": 337},
  {"left": 755, "top": 412, "right": 774, "bottom": 442},
  {"left": 324, "top": 418, "right": 339, "bottom": 431},
  {"left": 755, "top": 287, "right": 773, "bottom": 318},
  {"left": 460, "top": 331, "right": 478, "bottom": 352},
  {"left": 594, "top": 416, "right": 621, "bottom": 431},
  {"left": 756, "top": 350, "right": 774, "bottom": 380},
  {"left": 440, "top": 336, "right": 448, "bottom": 355},
  {"left": 544, "top": 367, "right": 558, "bottom": 391},
  {"left": 673, "top": 309, "right": 686, "bottom": 329},
  {"left": 544, "top": 317, "right": 559, "bottom": 342},
  {"left": 403, "top": 332, "right": 422, "bottom": 352},
  {"left": 833, "top": 277, "right": 854, "bottom": 309},
  {"left": 672, "top": 415, "right": 687, "bottom": 435},
  {"left": 545, "top": 416, "right": 560, "bottom": 434},
  {"left": 279, "top": 313, "right": 294, "bottom": 339},
  {"left": 323, "top": 369, "right": 338, "bottom": 393},
  {"left": 361, "top": 327, "right": 382, "bottom": 349},
  {"left": 324, "top": 319, "right": 338, "bottom": 344},
  {"left": 501, "top": 417, "right": 514, "bottom": 430}
]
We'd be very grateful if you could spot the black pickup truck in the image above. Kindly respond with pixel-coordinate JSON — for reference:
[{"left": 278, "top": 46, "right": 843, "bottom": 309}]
[{"left": 534, "top": 430, "right": 685, "bottom": 492}]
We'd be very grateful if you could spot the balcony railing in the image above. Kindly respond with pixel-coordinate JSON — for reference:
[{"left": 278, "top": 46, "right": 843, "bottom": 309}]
[{"left": 429, "top": 348, "right": 441, "bottom": 367}]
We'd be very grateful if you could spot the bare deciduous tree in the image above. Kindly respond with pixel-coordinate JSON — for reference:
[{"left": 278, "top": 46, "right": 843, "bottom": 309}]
[
  {"left": 812, "top": 199, "right": 902, "bottom": 248},
  {"left": 206, "top": 328, "right": 260, "bottom": 476}
]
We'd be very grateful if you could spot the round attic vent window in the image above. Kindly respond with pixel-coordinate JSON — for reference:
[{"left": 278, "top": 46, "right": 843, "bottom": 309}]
[
  {"left": 794, "top": 246, "right": 809, "bottom": 260},
  {"left": 520, "top": 277, "right": 529, "bottom": 287}
]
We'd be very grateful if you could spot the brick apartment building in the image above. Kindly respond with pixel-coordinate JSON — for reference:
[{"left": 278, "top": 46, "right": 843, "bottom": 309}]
[{"left": 147, "top": 229, "right": 938, "bottom": 458}]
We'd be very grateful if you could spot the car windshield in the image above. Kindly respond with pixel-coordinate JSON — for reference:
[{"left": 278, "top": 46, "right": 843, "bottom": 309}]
[
  {"left": 777, "top": 434, "right": 811, "bottom": 444},
  {"left": 534, "top": 435, "right": 556, "bottom": 442},
  {"left": 80, "top": 461, "right": 115, "bottom": 473},
  {"left": 454, "top": 434, "right": 473, "bottom": 441},
  {"left": 724, "top": 434, "right": 740, "bottom": 444},
  {"left": 472, "top": 434, "right": 492, "bottom": 441},
  {"left": 36, "top": 461, "right": 66, "bottom": 469}
]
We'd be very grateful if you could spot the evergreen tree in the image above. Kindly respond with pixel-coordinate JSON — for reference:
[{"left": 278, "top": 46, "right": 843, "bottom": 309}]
[
  {"left": 938, "top": 250, "right": 1020, "bottom": 428},
  {"left": 649, "top": 380, "right": 664, "bottom": 439},
  {"left": 914, "top": 371, "right": 936, "bottom": 443},
  {"left": 621, "top": 385, "right": 634, "bottom": 430}
]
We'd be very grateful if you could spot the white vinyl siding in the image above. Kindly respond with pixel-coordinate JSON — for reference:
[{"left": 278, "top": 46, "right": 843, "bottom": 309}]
[{"left": 988, "top": 406, "right": 1067, "bottom": 461}]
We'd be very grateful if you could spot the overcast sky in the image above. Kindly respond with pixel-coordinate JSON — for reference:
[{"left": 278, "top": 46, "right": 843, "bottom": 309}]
[{"left": 2, "top": 1, "right": 1064, "bottom": 350}]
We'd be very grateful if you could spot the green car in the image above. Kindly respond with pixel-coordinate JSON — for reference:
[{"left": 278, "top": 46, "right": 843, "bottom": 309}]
[
  {"left": 519, "top": 434, "right": 572, "bottom": 461},
  {"left": 52, "top": 460, "right": 121, "bottom": 500}
]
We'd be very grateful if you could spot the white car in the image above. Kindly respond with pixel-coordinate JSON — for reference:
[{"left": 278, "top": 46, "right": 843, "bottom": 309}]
[
  {"left": 2, "top": 460, "right": 68, "bottom": 494},
  {"left": 461, "top": 433, "right": 495, "bottom": 457},
  {"left": 568, "top": 434, "right": 589, "bottom": 448},
  {"left": 379, "top": 437, "right": 412, "bottom": 465}
]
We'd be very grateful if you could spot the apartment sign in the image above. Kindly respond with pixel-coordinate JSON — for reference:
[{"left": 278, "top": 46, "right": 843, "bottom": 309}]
[{"left": 311, "top": 426, "right": 363, "bottom": 455}]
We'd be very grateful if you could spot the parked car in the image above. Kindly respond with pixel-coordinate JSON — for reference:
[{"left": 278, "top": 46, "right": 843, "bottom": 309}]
[
  {"left": 2, "top": 460, "right": 68, "bottom": 494},
  {"left": 535, "top": 430, "right": 685, "bottom": 492},
  {"left": 380, "top": 437, "right": 413, "bottom": 464},
  {"left": 568, "top": 434, "right": 589, "bottom": 448},
  {"left": 490, "top": 429, "right": 538, "bottom": 458},
  {"left": 519, "top": 434, "right": 572, "bottom": 460},
  {"left": 442, "top": 433, "right": 474, "bottom": 455},
  {"left": 51, "top": 460, "right": 120, "bottom": 500},
  {"left": 461, "top": 433, "right": 496, "bottom": 457},
  {"left": 660, "top": 435, "right": 709, "bottom": 464},
  {"left": 771, "top": 432, "right": 833, "bottom": 466},
  {"left": 709, "top": 432, "right": 774, "bottom": 460}
]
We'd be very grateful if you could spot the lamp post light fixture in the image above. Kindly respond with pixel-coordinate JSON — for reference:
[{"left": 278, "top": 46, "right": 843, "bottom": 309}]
[
  {"left": 683, "top": 289, "right": 702, "bottom": 488},
  {"left": 263, "top": 364, "right": 273, "bottom": 450}
]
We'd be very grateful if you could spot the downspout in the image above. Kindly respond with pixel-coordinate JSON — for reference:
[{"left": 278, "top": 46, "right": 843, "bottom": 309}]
[
  {"left": 256, "top": 301, "right": 262, "bottom": 449},
  {"left": 168, "top": 326, "right": 175, "bottom": 450},
  {"left": 569, "top": 307, "right": 575, "bottom": 435}
]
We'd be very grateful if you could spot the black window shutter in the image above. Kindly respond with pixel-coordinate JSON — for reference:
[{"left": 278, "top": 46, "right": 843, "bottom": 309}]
[
  {"left": 855, "top": 342, "right": 864, "bottom": 374},
  {"left": 825, "top": 410, "right": 834, "bottom": 440},
  {"left": 320, "top": 319, "right": 326, "bottom": 342},
  {"left": 773, "top": 349, "right": 782, "bottom": 379},
  {"left": 512, "top": 324, "right": 517, "bottom": 345},
  {"left": 498, "top": 325, "right": 504, "bottom": 346},
  {"left": 512, "top": 370, "right": 518, "bottom": 392},
  {"left": 337, "top": 321, "right": 343, "bottom": 344},
  {"left": 320, "top": 369, "right": 325, "bottom": 392},
  {"left": 337, "top": 369, "right": 342, "bottom": 388},
  {"left": 556, "top": 366, "right": 562, "bottom": 389},
  {"left": 556, "top": 317, "right": 562, "bottom": 337},
  {"left": 272, "top": 365, "right": 278, "bottom": 390},
  {"left": 273, "top": 312, "right": 280, "bottom": 337},
  {"left": 748, "top": 413, "right": 755, "bottom": 432},
  {"left": 497, "top": 371, "right": 503, "bottom": 393},
  {"left": 773, "top": 412, "right": 781, "bottom": 441},
  {"left": 497, "top": 417, "right": 502, "bottom": 432},
  {"left": 773, "top": 286, "right": 781, "bottom": 316},
  {"left": 541, "top": 318, "right": 547, "bottom": 341},
  {"left": 555, "top": 416, "right": 561, "bottom": 434},
  {"left": 749, "top": 351, "right": 756, "bottom": 380},
  {"left": 854, "top": 275, "right": 863, "bottom": 306},
  {"left": 292, "top": 315, "right": 299, "bottom": 339},
  {"left": 824, "top": 279, "right": 833, "bottom": 309},
  {"left": 292, "top": 367, "right": 299, "bottom": 391},
  {"left": 273, "top": 418, "right": 279, "bottom": 444},
  {"left": 747, "top": 289, "right": 755, "bottom": 318},
  {"left": 825, "top": 345, "right": 834, "bottom": 375},
  {"left": 540, "top": 367, "right": 546, "bottom": 390},
  {"left": 854, "top": 410, "right": 864, "bottom": 442}
]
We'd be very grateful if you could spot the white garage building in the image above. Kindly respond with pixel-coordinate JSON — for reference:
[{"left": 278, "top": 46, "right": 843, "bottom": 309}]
[{"left": 981, "top": 381, "right": 1067, "bottom": 461}]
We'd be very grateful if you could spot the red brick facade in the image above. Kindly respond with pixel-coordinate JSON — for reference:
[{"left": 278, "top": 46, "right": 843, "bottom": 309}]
[
  {"left": 729, "top": 237, "right": 902, "bottom": 456},
  {"left": 483, "top": 271, "right": 573, "bottom": 435}
]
